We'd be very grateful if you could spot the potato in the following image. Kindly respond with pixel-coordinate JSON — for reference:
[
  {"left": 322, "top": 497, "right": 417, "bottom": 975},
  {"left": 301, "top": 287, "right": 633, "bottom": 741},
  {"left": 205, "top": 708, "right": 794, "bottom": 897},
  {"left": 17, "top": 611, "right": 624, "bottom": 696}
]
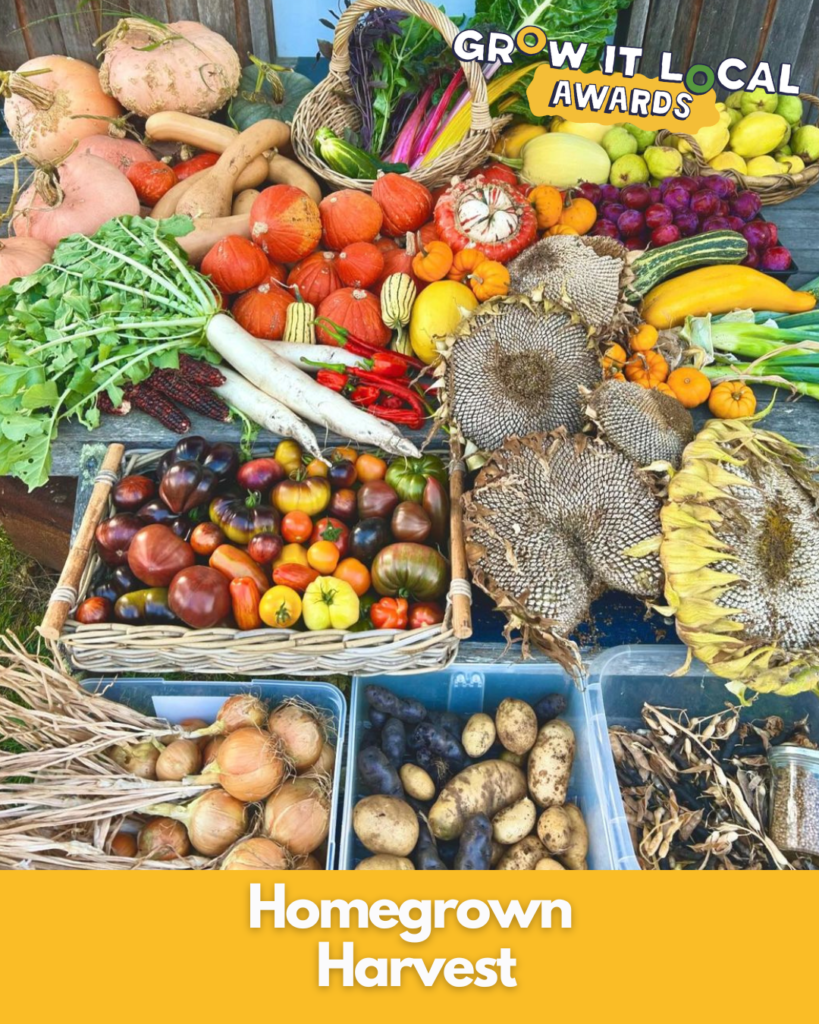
[
  {"left": 492, "top": 796, "right": 537, "bottom": 845},
  {"left": 356, "top": 855, "right": 414, "bottom": 870},
  {"left": 400, "top": 763, "right": 436, "bottom": 802},
  {"left": 353, "top": 795, "right": 419, "bottom": 856},
  {"left": 490, "top": 839, "right": 505, "bottom": 868},
  {"left": 495, "top": 698, "right": 538, "bottom": 755},
  {"left": 528, "top": 718, "right": 575, "bottom": 808},
  {"left": 535, "top": 857, "right": 565, "bottom": 870},
  {"left": 537, "top": 806, "right": 572, "bottom": 855},
  {"left": 428, "top": 760, "right": 527, "bottom": 840},
  {"left": 497, "top": 835, "right": 545, "bottom": 870},
  {"left": 462, "top": 713, "right": 496, "bottom": 758},
  {"left": 499, "top": 750, "right": 525, "bottom": 767},
  {"left": 560, "top": 803, "right": 588, "bottom": 870}
]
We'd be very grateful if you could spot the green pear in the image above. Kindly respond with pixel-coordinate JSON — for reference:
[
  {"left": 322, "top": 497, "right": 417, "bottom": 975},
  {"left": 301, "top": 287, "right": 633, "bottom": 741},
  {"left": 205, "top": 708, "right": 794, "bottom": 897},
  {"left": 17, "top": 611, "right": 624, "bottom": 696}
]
[
  {"left": 740, "top": 88, "right": 780, "bottom": 116},
  {"left": 644, "top": 145, "right": 683, "bottom": 179},
  {"left": 792, "top": 124, "right": 819, "bottom": 163},
  {"left": 776, "top": 94, "right": 804, "bottom": 125},
  {"left": 609, "top": 154, "right": 649, "bottom": 187},
  {"left": 726, "top": 107, "right": 743, "bottom": 127},
  {"left": 726, "top": 90, "right": 744, "bottom": 110},
  {"left": 602, "top": 126, "right": 638, "bottom": 161},
  {"left": 775, "top": 145, "right": 793, "bottom": 159},
  {"left": 621, "top": 123, "right": 656, "bottom": 153}
]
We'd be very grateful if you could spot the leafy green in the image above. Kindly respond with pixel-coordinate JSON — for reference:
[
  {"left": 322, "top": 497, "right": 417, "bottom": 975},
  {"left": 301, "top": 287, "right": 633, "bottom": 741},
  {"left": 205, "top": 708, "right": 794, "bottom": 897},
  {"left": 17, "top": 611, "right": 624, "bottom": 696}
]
[{"left": 0, "top": 216, "right": 219, "bottom": 491}]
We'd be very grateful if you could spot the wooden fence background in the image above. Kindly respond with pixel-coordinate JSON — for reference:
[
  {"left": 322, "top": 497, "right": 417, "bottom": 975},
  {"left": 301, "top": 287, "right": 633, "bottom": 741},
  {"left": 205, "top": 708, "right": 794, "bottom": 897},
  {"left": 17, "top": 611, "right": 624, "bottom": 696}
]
[{"left": 1, "top": 1, "right": 818, "bottom": 97}]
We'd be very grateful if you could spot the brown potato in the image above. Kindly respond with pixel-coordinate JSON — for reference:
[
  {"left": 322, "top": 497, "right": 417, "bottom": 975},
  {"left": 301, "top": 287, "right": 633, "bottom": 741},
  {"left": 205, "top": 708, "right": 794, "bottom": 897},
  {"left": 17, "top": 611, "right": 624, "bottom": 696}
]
[
  {"left": 535, "top": 858, "right": 565, "bottom": 870},
  {"left": 528, "top": 719, "right": 576, "bottom": 808},
  {"left": 353, "top": 795, "right": 419, "bottom": 857},
  {"left": 492, "top": 797, "right": 537, "bottom": 845},
  {"left": 462, "top": 713, "right": 496, "bottom": 758},
  {"left": 537, "top": 806, "right": 572, "bottom": 855},
  {"left": 495, "top": 698, "right": 538, "bottom": 756},
  {"left": 356, "top": 855, "right": 415, "bottom": 870},
  {"left": 497, "top": 835, "right": 546, "bottom": 870},
  {"left": 399, "top": 763, "right": 436, "bottom": 802},
  {"left": 560, "top": 803, "right": 589, "bottom": 870},
  {"left": 429, "top": 761, "right": 527, "bottom": 841}
]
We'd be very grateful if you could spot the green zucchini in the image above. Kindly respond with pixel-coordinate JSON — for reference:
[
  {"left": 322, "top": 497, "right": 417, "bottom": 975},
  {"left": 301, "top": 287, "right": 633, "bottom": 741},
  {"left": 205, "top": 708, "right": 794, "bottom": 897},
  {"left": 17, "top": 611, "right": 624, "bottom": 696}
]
[
  {"left": 628, "top": 231, "right": 749, "bottom": 301},
  {"left": 313, "top": 127, "right": 410, "bottom": 180}
]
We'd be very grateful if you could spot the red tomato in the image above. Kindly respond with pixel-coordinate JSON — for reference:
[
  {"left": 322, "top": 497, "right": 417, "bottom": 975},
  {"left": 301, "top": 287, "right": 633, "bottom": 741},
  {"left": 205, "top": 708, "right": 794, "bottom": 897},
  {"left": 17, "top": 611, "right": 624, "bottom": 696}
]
[
  {"left": 310, "top": 517, "right": 350, "bottom": 558},
  {"left": 174, "top": 152, "right": 219, "bottom": 180},
  {"left": 408, "top": 602, "right": 445, "bottom": 629},
  {"left": 371, "top": 596, "right": 409, "bottom": 630},
  {"left": 281, "top": 510, "right": 313, "bottom": 544},
  {"left": 126, "top": 160, "right": 178, "bottom": 205}
]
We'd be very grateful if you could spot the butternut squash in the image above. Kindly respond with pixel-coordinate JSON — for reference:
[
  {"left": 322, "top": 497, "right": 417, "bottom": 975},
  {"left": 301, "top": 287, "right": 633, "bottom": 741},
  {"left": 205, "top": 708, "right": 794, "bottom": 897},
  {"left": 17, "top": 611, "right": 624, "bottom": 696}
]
[
  {"left": 641, "top": 265, "right": 817, "bottom": 329},
  {"left": 177, "top": 119, "right": 290, "bottom": 221},
  {"left": 177, "top": 215, "right": 252, "bottom": 264},
  {"left": 268, "top": 153, "right": 322, "bottom": 204},
  {"left": 232, "top": 189, "right": 260, "bottom": 216}
]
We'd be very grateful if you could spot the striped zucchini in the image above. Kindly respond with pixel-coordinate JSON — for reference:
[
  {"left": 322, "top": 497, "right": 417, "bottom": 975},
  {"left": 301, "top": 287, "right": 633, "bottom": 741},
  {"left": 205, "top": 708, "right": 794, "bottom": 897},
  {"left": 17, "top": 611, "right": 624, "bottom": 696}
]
[
  {"left": 314, "top": 127, "right": 380, "bottom": 180},
  {"left": 283, "top": 299, "right": 316, "bottom": 344},
  {"left": 628, "top": 231, "right": 749, "bottom": 301}
]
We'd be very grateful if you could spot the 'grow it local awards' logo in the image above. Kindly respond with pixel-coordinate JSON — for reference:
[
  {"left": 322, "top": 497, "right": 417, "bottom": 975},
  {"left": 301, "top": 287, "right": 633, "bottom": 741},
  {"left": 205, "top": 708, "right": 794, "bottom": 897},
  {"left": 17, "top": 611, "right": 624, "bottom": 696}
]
[{"left": 452, "top": 29, "right": 803, "bottom": 133}]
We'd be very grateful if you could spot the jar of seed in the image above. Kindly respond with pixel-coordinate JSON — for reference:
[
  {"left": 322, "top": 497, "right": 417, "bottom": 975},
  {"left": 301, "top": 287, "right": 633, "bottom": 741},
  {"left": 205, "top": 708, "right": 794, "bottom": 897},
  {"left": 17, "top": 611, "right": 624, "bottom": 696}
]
[{"left": 769, "top": 746, "right": 819, "bottom": 857}]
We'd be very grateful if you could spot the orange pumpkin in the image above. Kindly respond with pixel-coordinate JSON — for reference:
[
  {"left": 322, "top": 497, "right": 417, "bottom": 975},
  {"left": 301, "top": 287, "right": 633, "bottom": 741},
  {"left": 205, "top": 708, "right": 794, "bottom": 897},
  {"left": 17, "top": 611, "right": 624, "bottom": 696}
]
[
  {"left": 448, "top": 247, "right": 487, "bottom": 284},
  {"left": 417, "top": 221, "right": 439, "bottom": 247},
  {"left": 666, "top": 366, "right": 711, "bottom": 408},
  {"left": 470, "top": 258, "right": 510, "bottom": 302},
  {"left": 250, "top": 185, "right": 321, "bottom": 263},
  {"left": 376, "top": 236, "right": 421, "bottom": 294},
  {"left": 320, "top": 190, "right": 383, "bottom": 250},
  {"left": 374, "top": 235, "right": 400, "bottom": 254},
  {"left": 232, "top": 280, "right": 294, "bottom": 341},
  {"left": 336, "top": 242, "right": 385, "bottom": 289},
  {"left": 624, "top": 349, "right": 670, "bottom": 388},
  {"left": 528, "top": 185, "right": 563, "bottom": 231},
  {"left": 287, "top": 251, "right": 343, "bottom": 307},
  {"left": 559, "top": 196, "right": 597, "bottom": 235},
  {"left": 547, "top": 225, "right": 579, "bottom": 236},
  {"left": 653, "top": 382, "right": 677, "bottom": 398},
  {"left": 316, "top": 288, "right": 391, "bottom": 349},
  {"left": 609, "top": 372, "right": 626, "bottom": 382},
  {"left": 602, "top": 343, "right": 627, "bottom": 374},
  {"left": 412, "top": 240, "right": 454, "bottom": 283},
  {"left": 200, "top": 236, "right": 268, "bottom": 295},
  {"left": 708, "top": 379, "right": 757, "bottom": 419},
  {"left": 629, "top": 323, "right": 658, "bottom": 353},
  {"left": 372, "top": 172, "right": 434, "bottom": 237},
  {"left": 267, "top": 258, "right": 287, "bottom": 284}
]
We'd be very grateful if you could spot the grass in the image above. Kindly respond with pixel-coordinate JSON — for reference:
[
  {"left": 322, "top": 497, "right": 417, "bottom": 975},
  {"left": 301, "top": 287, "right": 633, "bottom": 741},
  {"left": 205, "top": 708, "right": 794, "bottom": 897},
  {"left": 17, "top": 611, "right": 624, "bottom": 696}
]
[{"left": 0, "top": 528, "right": 57, "bottom": 651}]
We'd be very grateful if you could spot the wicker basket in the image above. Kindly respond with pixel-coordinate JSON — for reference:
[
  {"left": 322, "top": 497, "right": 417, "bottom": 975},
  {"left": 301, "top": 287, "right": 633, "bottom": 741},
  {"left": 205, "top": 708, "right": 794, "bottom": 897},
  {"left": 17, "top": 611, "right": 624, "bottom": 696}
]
[
  {"left": 291, "top": 0, "right": 507, "bottom": 193},
  {"left": 657, "top": 94, "right": 819, "bottom": 206},
  {"left": 41, "top": 443, "right": 473, "bottom": 676}
]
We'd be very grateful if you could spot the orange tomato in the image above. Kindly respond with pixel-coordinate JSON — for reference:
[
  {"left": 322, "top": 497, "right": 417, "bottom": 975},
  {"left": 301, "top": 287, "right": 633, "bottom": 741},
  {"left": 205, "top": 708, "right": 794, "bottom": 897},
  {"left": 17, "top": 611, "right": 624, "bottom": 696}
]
[
  {"left": 307, "top": 540, "right": 340, "bottom": 575},
  {"left": 333, "top": 557, "right": 371, "bottom": 597},
  {"left": 356, "top": 453, "right": 387, "bottom": 483},
  {"left": 305, "top": 458, "right": 329, "bottom": 478},
  {"left": 332, "top": 446, "right": 358, "bottom": 464},
  {"left": 273, "top": 543, "right": 309, "bottom": 569},
  {"left": 281, "top": 511, "right": 313, "bottom": 544}
]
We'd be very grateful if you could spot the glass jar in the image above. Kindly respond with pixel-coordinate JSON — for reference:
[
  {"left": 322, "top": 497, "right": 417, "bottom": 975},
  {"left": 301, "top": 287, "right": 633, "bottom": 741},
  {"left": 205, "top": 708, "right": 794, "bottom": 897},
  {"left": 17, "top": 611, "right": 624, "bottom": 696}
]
[{"left": 768, "top": 745, "right": 819, "bottom": 857}]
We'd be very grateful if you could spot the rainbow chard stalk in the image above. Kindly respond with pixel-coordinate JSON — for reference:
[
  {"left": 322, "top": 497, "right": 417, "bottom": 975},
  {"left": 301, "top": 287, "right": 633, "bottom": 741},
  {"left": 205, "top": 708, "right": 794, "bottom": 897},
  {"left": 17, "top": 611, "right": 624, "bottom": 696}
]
[
  {"left": 386, "top": 81, "right": 437, "bottom": 164},
  {"left": 409, "top": 70, "right": 465, "bottom": 166}
]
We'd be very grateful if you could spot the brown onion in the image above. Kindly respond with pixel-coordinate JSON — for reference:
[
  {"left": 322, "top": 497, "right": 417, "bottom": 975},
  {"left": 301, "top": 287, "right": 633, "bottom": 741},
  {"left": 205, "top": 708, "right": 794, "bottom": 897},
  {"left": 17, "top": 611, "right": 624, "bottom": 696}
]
[
  {"left": 202, "top": 735, "right": 226, "bottom": 768},
  {"left": 263, "top": 778, "right": 330, "bottom": 855},
  {"left": 110, "top": 832, "right": 137, "bottom": 858},
  {"left": 215, "top": 727, "right": 286, "bottom": 802},
  {"left": 192, "top": 694, "right": 268, "bottom": 738},
  {"left": 109, "top": 740, "right": 161, "bottom": 779},
  {"left": 220, "top": 837, "right": 290, "bottom": 871},
  {"left": 293, "top": 853, "right": 324, "bottom": 870},
  {"left": 156, "top": 739, "right": 202, "bottom": 781},
  {"left": 137, "top": 817, "right": 190, "bottom": 860},
  {"left": 304, "top": 742, "right": 336, "bottom": 777},
  {"left": 268, "top": 702, "right": 325, "bottom": 772},
  {"left": 146, "top": 790, "right": 248, "bottom": 857}
]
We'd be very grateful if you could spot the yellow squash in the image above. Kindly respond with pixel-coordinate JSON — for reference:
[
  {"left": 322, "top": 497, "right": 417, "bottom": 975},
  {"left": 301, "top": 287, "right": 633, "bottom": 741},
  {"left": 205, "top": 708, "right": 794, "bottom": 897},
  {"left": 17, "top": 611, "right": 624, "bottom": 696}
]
[
  {"left": 641, "top": 266, "right": 817, "bottom": 329},
  {"left": 409, "top": 280, "right": 478, "bottom": 364}
]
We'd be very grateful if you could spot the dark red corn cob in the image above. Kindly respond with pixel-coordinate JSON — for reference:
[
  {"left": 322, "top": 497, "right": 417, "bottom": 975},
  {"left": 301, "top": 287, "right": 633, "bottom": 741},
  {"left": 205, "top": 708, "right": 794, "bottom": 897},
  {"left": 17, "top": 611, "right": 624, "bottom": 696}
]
[
  {"left": 126, "top": 383, "right": 191, "bottom": 433},
  {"left": 96, "top": 392, "right": 132, "bottom": 416},
  {"left": 149, "top": 369, "right": 231, "bottom": 422},
  {"left": 178, "top": 354, "right": 226, "bottom": 388}
]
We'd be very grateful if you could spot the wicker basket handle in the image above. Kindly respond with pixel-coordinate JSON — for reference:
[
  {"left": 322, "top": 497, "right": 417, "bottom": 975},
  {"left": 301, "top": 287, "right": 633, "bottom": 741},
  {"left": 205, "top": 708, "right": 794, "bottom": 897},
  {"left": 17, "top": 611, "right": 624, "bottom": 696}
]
[
  {"left": 329, "top": 0, "right": 492, "bottom": 135},
  {"left": 39, "top": 443, "right": 125, "bottom": 642},
  {"left": 448, "top": 441, "right": 472, "bottom": 641}
]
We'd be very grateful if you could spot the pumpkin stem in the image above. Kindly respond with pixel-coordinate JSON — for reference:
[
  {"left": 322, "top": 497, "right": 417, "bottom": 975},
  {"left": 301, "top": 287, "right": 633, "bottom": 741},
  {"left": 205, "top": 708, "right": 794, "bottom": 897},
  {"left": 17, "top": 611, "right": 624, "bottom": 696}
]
[
  {"left": 247, "top": 54, "right": 288, "bottom": 104},
  {"left": 94, "top": 16, "right": 181, "bottom": 51},
  {"left": 32, "top": 167, "right": 64, "bottom": 209},
  {"left": 0, "top": 69, "right": 53, "bottom": 110}
]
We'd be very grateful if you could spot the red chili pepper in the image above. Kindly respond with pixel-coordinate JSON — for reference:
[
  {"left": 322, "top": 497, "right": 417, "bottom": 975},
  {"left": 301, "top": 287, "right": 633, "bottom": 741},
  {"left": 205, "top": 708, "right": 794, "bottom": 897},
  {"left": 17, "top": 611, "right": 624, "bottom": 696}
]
[
  {"left": 372, "top": 406, "right": 425, "bottom": 429},
  {"left": 363, "top": 351, "right": 412, "bottom": 378},
  {"left": 351, "top": 384, "right": 380, "bottom": 407},
  {"left": 316, "top": 369, "right": 349, "bottom": 393},
  {"left": 380, "top": 394, "right": 404, "bottom": 410},
  {"left": 314, "top": 317, "right": 424, "bottom": 370}
]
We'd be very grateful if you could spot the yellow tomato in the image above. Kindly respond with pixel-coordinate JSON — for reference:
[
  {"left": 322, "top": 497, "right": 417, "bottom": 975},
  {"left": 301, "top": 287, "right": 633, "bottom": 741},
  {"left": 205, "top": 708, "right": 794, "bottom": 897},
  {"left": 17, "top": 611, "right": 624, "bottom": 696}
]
[
  {"left": 302, "top": 577, "right": 360, "bottom": 631},
  {"left": 273, "top": 543, "right": 309, "bottom": 569},
  {"left": 356, "top": 453, "right": 387, "bottom": 483},
  {"left": 275, "top": 439, "right": 302, "bottom": 477},
  {"left": 333, "top": 557, "right": 371, "bottom": 596},
  {"left": 305, "top": 458, "right": 329, "bottom": 478},
  {"left": 332, "top": 446, "right": 358, "bottom": 464},
  {"left": 307, "top": 540, "right": 341, "bottom": 575},
  {"left": 259, "top": 585, "right": 302, "bottom": 629}
]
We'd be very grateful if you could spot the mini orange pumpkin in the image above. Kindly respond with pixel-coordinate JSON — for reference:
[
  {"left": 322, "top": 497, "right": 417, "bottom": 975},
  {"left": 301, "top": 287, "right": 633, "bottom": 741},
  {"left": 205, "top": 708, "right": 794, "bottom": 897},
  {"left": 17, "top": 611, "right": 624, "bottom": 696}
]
[
  {"left": 528, "top": 185, "right": 563, "bottom": 231},
  {"left": 448, "top": 247, "right": 487, "bottom": 284},
  {"left": 412, "top": 240, "right": 454, "bottom": 283},
  {"left": 708, "top": 379, "right": 757, "bottom": 419},
  {"left": 666, "top": 366, "right": 711, "bottom": 408},
  {"left": 653, "top": 382, "right": 677, "bottom": 398},
  {"left": 470, "top": 259, "right": 510, "bottom": 302},
  {"left": 559, "top": 196, "right": 597, "bottom": 235},
  {"left": 624, "top": 349, "right": 669, "bottom": 388},
  {"left": 547, "top": 225, "right": 579, "bottom": 237},
  {"left": 602, "top": 343, "right": 628, "bottom": 374},
  {"left": 629, "top": 323, "right": 658, "bottom": 353}
]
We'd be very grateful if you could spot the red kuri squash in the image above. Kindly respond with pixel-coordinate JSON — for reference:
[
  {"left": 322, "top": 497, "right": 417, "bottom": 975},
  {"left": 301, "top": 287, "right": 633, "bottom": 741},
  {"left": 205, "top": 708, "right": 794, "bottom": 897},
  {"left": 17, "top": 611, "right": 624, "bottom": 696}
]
[
  {"left": 372, "top": 173, "right": 434, "bottom": 237},
  {"left": 316, "top": 288, "right": 391, "bottom": 349},
  {"left": 267, "top": 258, "right": 287, "bottom": 284},
  {"left": 250, "top": 185, "right": 321, "bottom": 263},
  {"left": 319, "top": 190, "right": 383, "bottom": 250},
  {"left": 336, "top": 242, "right": 384, "bottom": 289},
  {"left": 287, "top": 251, "right": 343, "bottom": 307},
  {"left": 201, "top": 236, "right": 269, "bottom": 295},
  {"left": 375, "top": 234, "right": 420, "bottom": 294},
  {"left": 232, "top": 279, "right": 294, "bottom": 340}
]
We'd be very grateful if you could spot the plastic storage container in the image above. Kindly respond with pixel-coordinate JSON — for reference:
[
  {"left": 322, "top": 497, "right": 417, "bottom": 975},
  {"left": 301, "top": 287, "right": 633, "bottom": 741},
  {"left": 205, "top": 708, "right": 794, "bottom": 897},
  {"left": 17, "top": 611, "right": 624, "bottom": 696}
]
[
  {"left": 81, "top": 677, "right": 346, "bottom": 870},
  {"left": 340, "top": 661, "right": 622, "bottom": 870},
  {"left": 586, "top": 646, "right": 819, "bottom": 869},
  {"left": 768, "top": 746, "right": 819, "bottom": 857}
]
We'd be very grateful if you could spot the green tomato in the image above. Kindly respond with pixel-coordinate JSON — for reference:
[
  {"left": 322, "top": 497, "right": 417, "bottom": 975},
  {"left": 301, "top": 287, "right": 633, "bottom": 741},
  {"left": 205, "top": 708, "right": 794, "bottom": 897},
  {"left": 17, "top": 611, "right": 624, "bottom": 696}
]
[
  {"left": 371, "top": 543, "right": 449, "bottom": 603},
  {"left": 385, "top": 455, "right": 447, "bottom": 504}
]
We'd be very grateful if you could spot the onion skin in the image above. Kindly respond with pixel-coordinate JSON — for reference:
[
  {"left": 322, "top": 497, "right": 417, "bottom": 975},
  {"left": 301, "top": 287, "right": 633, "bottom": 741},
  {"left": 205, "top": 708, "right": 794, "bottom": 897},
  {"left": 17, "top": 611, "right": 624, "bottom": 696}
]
[
  {"left": 263, "top": 778, "right": 330, "bottom": 855},
  {"left": 220, "top": 837, "right": 290, "bottom": 870},
  {"left": 110, "top": 832, "right": 138, "bottom": 858},
  {"left": 215, "top": 727, "right": 286, "bottom": 802},
  {"left": 195, "top": 694, "right": 268, "bottom": 737},
  {"left": 202, "top": 735, "right": 226, "bottom": 768},
  {"left": 156, "top": 738, "right": 202, "bottom": 781},
  {"left": 109, "top": 741, "right": 160, "bottom": 779},
  {"left": 293, "top": 853, "right": 324, "bottom": 870},
  {"left": 301, "top": 741, "right": 335, "bottom": 777},
  {"left": 267, "top": 703, "right": 325, "bottom": 772},
  {"left": 138, "top": 818, "right": 190, "bottom": 860},
  {"left": 186, "top": 790, "right": 247, "bottom": 856}
]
